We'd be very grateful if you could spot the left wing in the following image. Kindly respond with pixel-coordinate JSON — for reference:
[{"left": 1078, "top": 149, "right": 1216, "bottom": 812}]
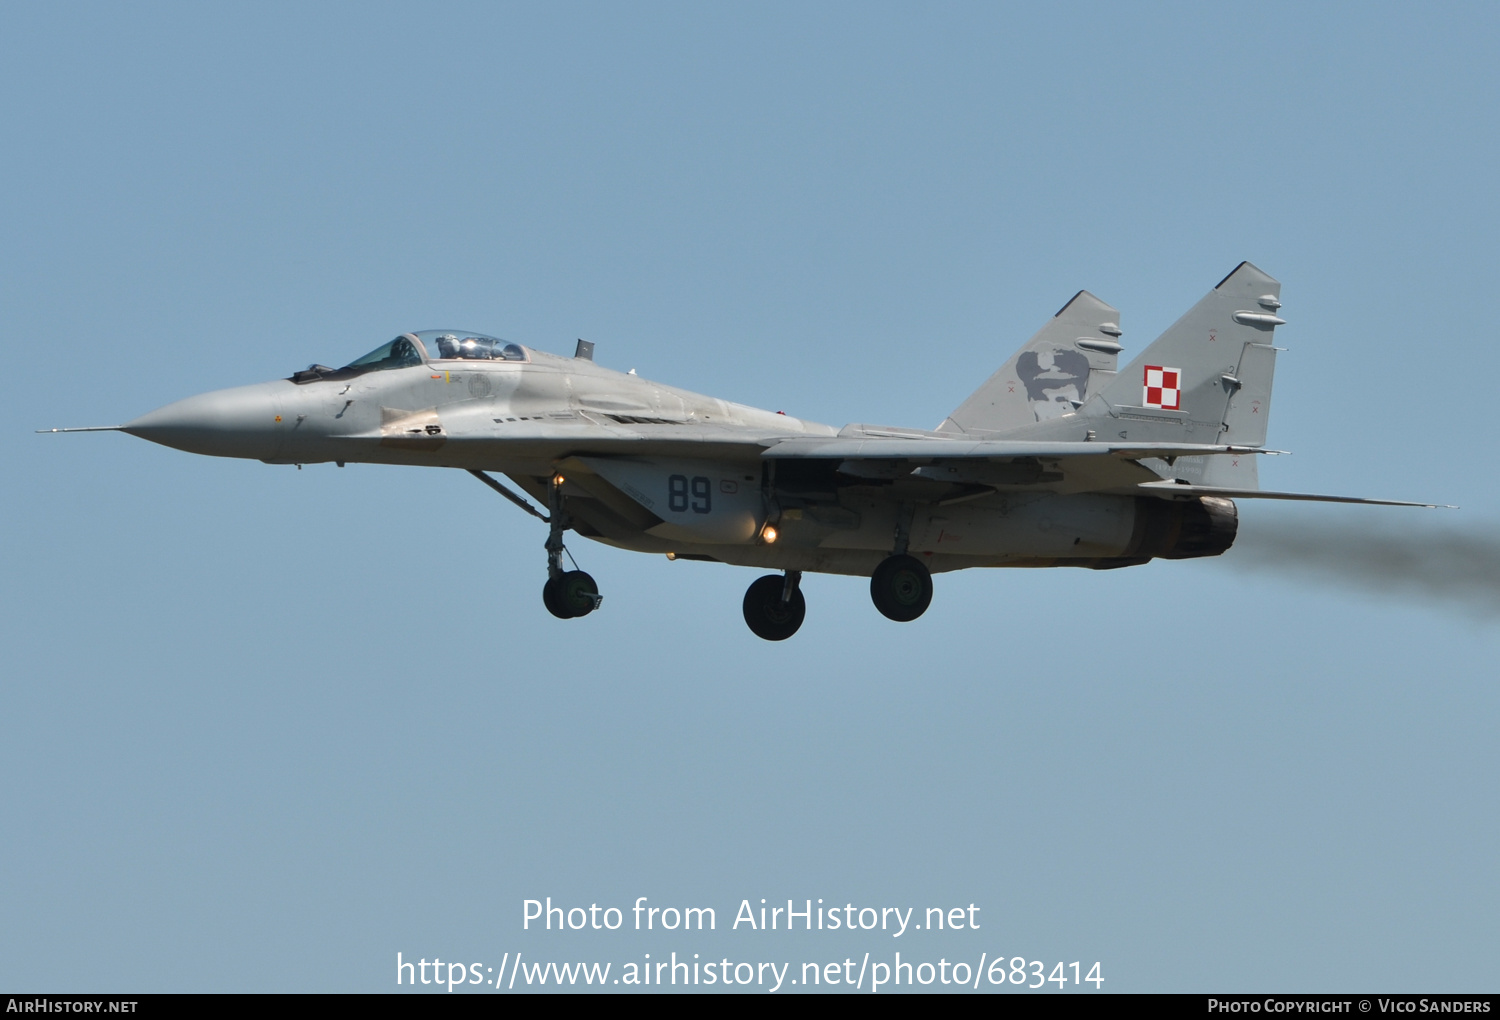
[
  {"left": 763, "top": 435, "right": 1448, "bottom": 507},
  {"left": 761, "top": 434, "right": 1271, "bottom": 498},
  {"left": 762, "top": 436, "right": 1275, "bottom": 461}
]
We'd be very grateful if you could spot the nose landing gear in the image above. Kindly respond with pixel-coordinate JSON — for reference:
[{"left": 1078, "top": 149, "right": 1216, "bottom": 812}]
[
  {"left": 742, "top": 570, "right": 805, "bottom": 641},
  {"left": 541, "top": 473, "right": 601, "bottom": 619},
  {"left": 465, "top": 469, "right": 602, "bottom": 620}
]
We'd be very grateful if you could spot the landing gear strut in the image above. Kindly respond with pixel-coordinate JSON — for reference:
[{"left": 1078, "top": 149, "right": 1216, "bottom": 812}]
[
  {"left": 539, "top": 472, "right": 599, "bottom": 619},
  {"left": 743, "top": 570, "right": 805, "bottom": 641},
  {"left": 467, "top": 468, "right": 604, "bottom": 620},
  {"left": 870, "top": 554, "right": 932, "bottom": 622}
]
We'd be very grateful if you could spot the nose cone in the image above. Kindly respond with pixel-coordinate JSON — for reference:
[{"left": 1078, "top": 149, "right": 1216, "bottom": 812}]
[{"left": 123, "top": 382, "right": 285, "bottom": 459}]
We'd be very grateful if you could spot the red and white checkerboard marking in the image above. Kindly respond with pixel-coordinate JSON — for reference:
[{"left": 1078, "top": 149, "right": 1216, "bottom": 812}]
[{"left": 1143, "top": 365, "right": 1181, "bottom": 410}]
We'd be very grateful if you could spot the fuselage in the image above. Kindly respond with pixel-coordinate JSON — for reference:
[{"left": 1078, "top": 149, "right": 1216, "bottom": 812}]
[{"left": 122, "top": 332, "right": 1234, "bottom": 579}]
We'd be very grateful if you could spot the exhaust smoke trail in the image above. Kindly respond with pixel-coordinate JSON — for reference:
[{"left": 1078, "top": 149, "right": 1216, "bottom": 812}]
[{"left": 1225, "top": 517, "right": 1500, "bottom": 618}]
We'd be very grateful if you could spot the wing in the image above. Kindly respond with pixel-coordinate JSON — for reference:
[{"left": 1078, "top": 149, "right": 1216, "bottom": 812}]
[
  {"left": 762, "top": 436, "right": 1275, "bottom": 460},
  {"left": 760, "top": 433, "right": 1258, "bottom": 499},
  {"left": 762, "top": 434, "right": 1447, "bottom": 507}
]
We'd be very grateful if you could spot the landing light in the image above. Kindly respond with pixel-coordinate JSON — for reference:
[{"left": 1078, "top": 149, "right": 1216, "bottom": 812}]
[{"left": 761, "top": 526, "right": 778, "bottom": 544}]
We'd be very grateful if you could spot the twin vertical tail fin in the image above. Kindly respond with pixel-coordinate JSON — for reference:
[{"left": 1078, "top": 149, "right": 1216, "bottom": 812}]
[
  {"left": 937, "top": 290, "right": 1124, "bottom": 435},
  {"left": 943, "top": 262, "right": 1285, "bottom": 489},
  {"left": 1092, "top": 261, "right": 1282, "bottom": 488}
]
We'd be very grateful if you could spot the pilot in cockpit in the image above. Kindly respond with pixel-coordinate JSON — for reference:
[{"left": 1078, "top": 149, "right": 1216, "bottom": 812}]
[
  {"left": 417, "top": 331, "right": 524, "bottom": 362},
  {"left": 387, "top": 337, "right": 422, "bottom": 367}
]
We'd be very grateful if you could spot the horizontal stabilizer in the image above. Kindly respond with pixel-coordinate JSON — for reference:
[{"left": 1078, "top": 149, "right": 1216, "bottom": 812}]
[{"left": 1134, "top": 480, "right": 1453, "bottom": 508}]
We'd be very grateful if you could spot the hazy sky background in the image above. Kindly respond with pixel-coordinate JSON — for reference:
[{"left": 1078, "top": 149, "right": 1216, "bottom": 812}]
[{"left": 3, "top": 1, "right": 1497, "bottom": 992}]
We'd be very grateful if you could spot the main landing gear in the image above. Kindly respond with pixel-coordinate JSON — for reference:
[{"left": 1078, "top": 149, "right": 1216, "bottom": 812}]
[
  {"left": 739, "top": 554, "right": 935, "bottom": 640},
  {"left": 867, "top": 504, "right": 933, "bottom": 623},
  {"left": 743, "top": 570, "right": 805, "bottom": 641}
]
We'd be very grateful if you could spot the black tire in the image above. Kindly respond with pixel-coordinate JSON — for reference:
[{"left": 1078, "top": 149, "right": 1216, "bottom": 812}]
[
  {"left": 870, "top": 554, "right": 932, "bottom": 622},
  {"left": 542, "top": 576, "right": 574, "bottom": 619},
  {"left": 558, "top": 570, "right": 600, "bottom": 618},
  {"left": 742, "top": 574, "right": 806, "bottom": 641}
]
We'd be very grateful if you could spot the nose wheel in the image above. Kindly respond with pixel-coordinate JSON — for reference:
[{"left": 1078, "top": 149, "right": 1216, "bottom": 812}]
[
  {"left": 870, "top": 554, "right": 932, "bottom": 622},
  {"left": 743, "top": 571, "right": 805, "bottom": 641},
  {"left": 544, "top": 570, "right": 601, "bottom": 619}
]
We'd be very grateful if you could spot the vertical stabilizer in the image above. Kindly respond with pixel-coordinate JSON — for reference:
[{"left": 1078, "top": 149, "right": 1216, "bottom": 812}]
[
  {"left": 1085, "top": 262, "right": 1284, "bottom": 471},
  {"left": 938, "top": 291, "right": 1123, "bottom": 435}
]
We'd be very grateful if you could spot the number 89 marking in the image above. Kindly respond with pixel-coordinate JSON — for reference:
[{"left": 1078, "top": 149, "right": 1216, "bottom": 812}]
[{"left": 668, "top": 475, "right": 712, "bottom": 514}]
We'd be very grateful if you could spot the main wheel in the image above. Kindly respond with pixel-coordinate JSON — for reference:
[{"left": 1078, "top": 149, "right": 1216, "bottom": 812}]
[
  {"left": 870, "top": 554, "right": 932, "bottom": 622},
  {"left": 742, "top": 574, "right": 806, "bottom": 641}
]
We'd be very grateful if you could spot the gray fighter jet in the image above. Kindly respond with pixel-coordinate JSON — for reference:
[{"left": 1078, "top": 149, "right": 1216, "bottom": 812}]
[{"left": 45, "top": 263, "right": 1442, "bottom": 639}]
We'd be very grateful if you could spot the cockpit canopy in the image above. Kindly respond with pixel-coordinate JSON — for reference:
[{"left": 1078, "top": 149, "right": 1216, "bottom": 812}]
[
  {"left": 290, "top": 331, "right": 528, "bottom": 383},
  {"left": 343, "top": 335, "right": 424, "bottom": 372},
  {"left": 411, "top": 330, "right": 527, "bottom": 362}
]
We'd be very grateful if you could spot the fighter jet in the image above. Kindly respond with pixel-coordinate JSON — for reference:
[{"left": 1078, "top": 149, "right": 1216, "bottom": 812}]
[{"left": 44, "top": 262, "right": 1443, "bottom": 639}]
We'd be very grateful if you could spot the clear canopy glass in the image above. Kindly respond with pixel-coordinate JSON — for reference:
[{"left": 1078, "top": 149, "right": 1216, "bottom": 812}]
[
  {"left": 311, "top": 331, "right": 527, "bottom": 383},
  {"left": 341, "top": 336, "right": 424, "bottom": 372},
  {"left": 412, "top": 330, "right": 527, "bottom": 362}
]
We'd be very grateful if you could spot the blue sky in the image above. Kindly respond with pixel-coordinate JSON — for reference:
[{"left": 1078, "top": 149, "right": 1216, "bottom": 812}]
[{"left": 2, "top": 1, "right": 1496, "bottom": 992}]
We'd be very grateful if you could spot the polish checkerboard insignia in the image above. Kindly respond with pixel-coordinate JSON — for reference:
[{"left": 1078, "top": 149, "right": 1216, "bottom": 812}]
[{"left": 1143, "top": 365, "right": 1181, "bottom": 410}]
